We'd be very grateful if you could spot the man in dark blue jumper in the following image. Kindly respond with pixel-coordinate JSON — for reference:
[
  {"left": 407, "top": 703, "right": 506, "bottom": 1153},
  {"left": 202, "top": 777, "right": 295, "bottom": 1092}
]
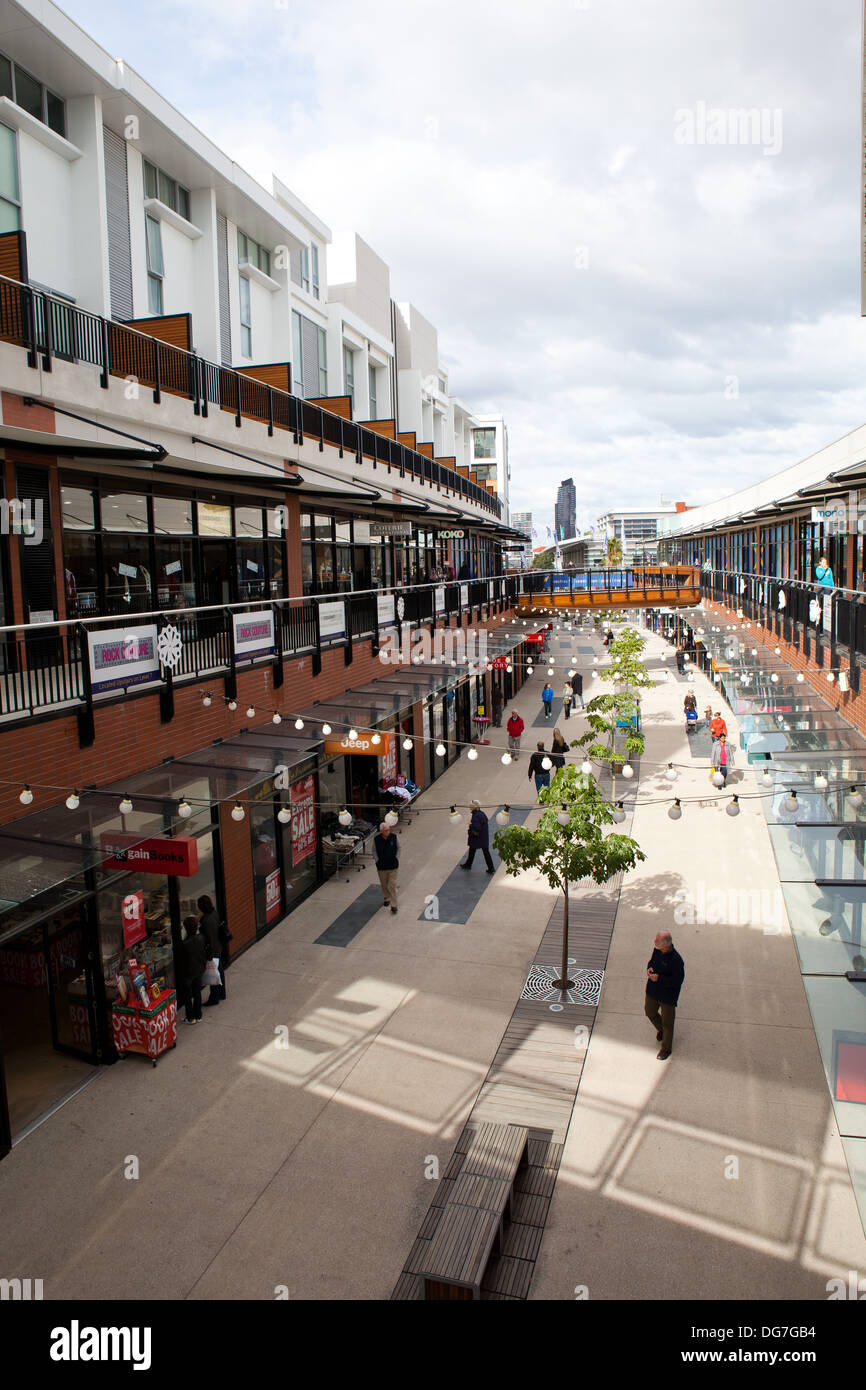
[
  {"left": 644, "top": 930, "right": 685, "bottom": 1061},
  {"left": 374, "top": 822, "right": 400, "bottom": 914}
]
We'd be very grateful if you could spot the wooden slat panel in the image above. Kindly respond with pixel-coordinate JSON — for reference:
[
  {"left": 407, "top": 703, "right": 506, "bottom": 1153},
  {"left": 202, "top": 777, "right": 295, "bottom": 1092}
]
[
  {"left": 0, "top": 229, "right": 27, "bottom": 283},
  {"left": 397, "top": 431, "right": 416, "bottom": 449},
  {"left": 418, "top": 442, "right": 434, "bottom": 458},
  {"left": 361, "top": 418, "right": 396, "bottom": 439},
  {"left": 308, "top": 394, "right": 352, "bottom": 419},
  {"left": 120, "top": 312, "right": 191, "bottom": 352},
  {"left": 237, "top": 362, "right": 291, "bottom": 392}
]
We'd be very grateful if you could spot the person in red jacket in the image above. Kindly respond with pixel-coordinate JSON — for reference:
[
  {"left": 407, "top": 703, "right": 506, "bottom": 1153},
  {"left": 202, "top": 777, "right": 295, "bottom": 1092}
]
[
  {"left": 709, "top": 712, "right": 727, "bottom": 742},
  {"left": 506, "top": 710, "right": 524, "bottom": 761}
]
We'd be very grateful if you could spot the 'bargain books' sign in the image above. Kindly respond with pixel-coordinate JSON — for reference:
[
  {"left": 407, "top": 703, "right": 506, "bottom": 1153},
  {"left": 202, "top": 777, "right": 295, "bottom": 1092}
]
[
  {"left": 88, "top": 626, "right": 160, "bottom": 695},
  {"left": 100, "top": 834, "right": 199, "bottom": 877}
]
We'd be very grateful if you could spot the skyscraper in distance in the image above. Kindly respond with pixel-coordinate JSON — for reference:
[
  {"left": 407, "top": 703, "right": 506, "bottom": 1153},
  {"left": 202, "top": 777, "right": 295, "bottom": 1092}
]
[{"left": 555, "top": 478, "right": 577, "bottom": 542}]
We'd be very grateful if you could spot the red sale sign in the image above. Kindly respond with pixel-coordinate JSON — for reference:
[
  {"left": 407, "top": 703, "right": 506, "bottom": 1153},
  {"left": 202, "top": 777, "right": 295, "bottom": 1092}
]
[
  {"left": 291, "top": 776, "right": 316, "bottom": 866},
  {"left": 122, "top": 890, "right": 146, "bottom": 949},
  {"left": 381, "top": 736, "right": 397, "bottom": 787},
  {"left": 265, "top": 869, "right": 281, "bottom": 924}
]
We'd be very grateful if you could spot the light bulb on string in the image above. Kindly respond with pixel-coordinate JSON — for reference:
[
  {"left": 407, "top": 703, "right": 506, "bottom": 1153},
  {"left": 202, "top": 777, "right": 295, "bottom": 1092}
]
[
  {"left": 501, "top": 752, "right": 512, "bottom": 765},
  {"left": 815, "top": 772, "right": 829, "bottom": 791},
  {"left": 612, "top": 801, "right": 625, "bottom": 823},
  {"left": 496, "top": 805, "right": 510, "bottom": 825},
  {"left": 541, "top": 756, "right": 552, "bottom": 771},
  {"left": 783, "top": 791, "right": 799, "bottom": 815},
  {"left": 848, "top": 787, "right": 864, "bottom": 808},
  {"left": 581, "top": 760, "right": 592, "bottom": 776},
  {"left": 668, "top": 799, "right": 682, "bottom": 820},
  {"left": 449, "top": 806, "right": 462, "bottom": 825},
  {"left": 348, "top": 729, "right": 359, "bottom": 741},
  {"left": 119, "top": 795, "right": 133, "bottom": 815},
  {"left": 177, "top": 798, "right": 192, "bottom": 819},
  {"left": 231, "top": 802, "right": 245, "bottom": 822},
  {"left": 272, "top": 712, "right": 282, "bottom": 724},
  {"left": 826, "top": 672, "right": 835, "bottom": 683},
  {"left": 726, "top": 796, "right": 740, "bottom": 817},
  {"left": 19, "top": 784, "right": 34, "bottom": 805},
  {"left": 712, "top": 771, "right": 725, "bottom": 788},
  {"left": 761, "top": 770, "right": 773, "bottom": 789},
  {"left": 665, "top": 764, "right": 678, "bottom": 782},
  {"left": 403, "top": 738, "right": 413, "bottom": 751},
  {"left": 278, "top": 805, "right": 291, "bottom": 825},
  {"left": 556, "top": 810, "right": 570, "bottom": 826},
  {"left": 227, "top": 699, "right": 238, "bottom": 712},
  {"left": 467, "top": 747, "right": 478, "bottom": 760},
  {"left": 294, "top": 718, "right": 304, "bottom": 731},
  {"left": 796, "top": 673, "right": 804, "bottom": 683},
  {"left": 338, "top": 809, "right": 353, "bottom": 827},
  {"left": 321, "top": 723, "right": 332, "bottom": 736},
  {"left": 621, "top": 764, "right": 634, "bottom": 779},
  {"left": 246, "top": 706, "right": 256, "bottom": 719},
  {"left": 385, "top": 810, "right": 399, "bottom": 827},
  {"left": 435, "top": 743, "right": 446, "bottom": 757},
  {"left": 371, "top": 733, "right": 381, "bottom": 746},
  {"left": 202, "top": 693, "right": 212, "bottom": 708},
  {"left": 66, "top": 791, "right": 80, "bottom": 811}
]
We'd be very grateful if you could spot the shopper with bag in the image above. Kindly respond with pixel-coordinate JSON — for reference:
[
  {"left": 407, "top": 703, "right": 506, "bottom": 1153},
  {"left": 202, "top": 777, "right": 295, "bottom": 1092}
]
[
  {"left": 710, "top": 734, "right": 735, "bottom": 787},
  {"left": 179, "top": 916, "right": 208, "bottom": 1024},
  {"left": 198, "top": 894, "right": 231, "bottom": 1006}
]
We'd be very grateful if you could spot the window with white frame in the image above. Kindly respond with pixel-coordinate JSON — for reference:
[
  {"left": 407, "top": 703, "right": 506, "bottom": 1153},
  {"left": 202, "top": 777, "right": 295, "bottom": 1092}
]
[
  {"left": 318, "top": 327, "right": 327, "bottom": 394},
  {"left": 290, "top": 246, "right": 310, "bottom": 293},
  {"left": 473, "top": 428, "right": 496, "bottom": 459},
  {"left": 145, "top": 213, "right": 164, "bottom": 314},
  {"left": 143, "top": 158, "right": 190, "bottom": 221},
  {"left": 0, "top": 52, "right": 65, "bottom": 136},
  {"left": 239, "top": 274, "right": 252, "bottom": 357},
  {"left": 343, "top": 345, "right": 355, "bottom": 407},
  {"left": 237, "top": 229, "right": 270, "bottom": 277},
  {"left": 0, "top": 122, "right": 20, "bottom": 233},
  {"left": 311, "top": 244, "right": 320, "bottom": 299},
  {"left": 368, "top": 362, "right": 377, "bottom": 418}
]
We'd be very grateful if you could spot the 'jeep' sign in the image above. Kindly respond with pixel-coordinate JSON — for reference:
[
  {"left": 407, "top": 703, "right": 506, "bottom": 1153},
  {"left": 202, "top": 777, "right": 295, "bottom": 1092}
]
[{"left": 323, "top": 731, "right": 392, "bottom": 757}]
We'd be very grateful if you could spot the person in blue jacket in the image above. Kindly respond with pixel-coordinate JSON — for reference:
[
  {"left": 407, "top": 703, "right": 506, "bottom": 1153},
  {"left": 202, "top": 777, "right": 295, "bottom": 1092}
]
[
  {"left": 644, "top": 930, "right": 685, "bottom": 1060},
  {"left": 541, "top": 683, "right": 554, "bottom": 720},
  {"left": 814, "top": 555, "right": 835, "bottom": 587}
]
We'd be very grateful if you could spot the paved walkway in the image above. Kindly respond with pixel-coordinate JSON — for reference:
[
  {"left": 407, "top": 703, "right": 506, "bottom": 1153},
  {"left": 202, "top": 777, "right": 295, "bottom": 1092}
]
[{"left": 1, "top": 617, "right": 863, "bottom": 1300}]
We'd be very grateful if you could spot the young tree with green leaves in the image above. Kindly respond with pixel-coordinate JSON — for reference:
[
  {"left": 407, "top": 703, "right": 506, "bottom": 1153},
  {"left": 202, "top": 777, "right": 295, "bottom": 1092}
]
[
  {"left": 574, "top": 625, "right": 655, "bottom": 802},
  {"left": 494, "top": 765, "right": 645, "bottom": 989}
]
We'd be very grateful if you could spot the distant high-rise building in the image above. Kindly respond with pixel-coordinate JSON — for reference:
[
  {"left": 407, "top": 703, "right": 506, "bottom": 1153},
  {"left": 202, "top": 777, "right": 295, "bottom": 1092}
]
[
  {"left": 510, "top": 511, "right": 533, "bottom": 569},
  {"left": 555, "top": 479, "right": 577, "bottom": 541}
]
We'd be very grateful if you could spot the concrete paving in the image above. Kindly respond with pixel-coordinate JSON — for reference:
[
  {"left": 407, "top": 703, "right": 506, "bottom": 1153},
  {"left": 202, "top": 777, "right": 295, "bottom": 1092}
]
[
  {"left": 1, "top": 615, "right": 863, "bottom": 1300},
  {"left": 530, "top": 625, "right": 866, "bottom": 1300}
]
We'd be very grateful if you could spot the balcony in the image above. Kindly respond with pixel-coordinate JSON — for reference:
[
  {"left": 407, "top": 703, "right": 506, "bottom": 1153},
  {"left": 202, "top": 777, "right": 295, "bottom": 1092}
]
[
  {"left": 0, "top": 575, "right": 521, "bottom": 731},
  {"left": 0, "top": 273, "right": 501, "bottom": 520},
  {"left": 518, "top": 566, "right": 701, "bottom": 610}
]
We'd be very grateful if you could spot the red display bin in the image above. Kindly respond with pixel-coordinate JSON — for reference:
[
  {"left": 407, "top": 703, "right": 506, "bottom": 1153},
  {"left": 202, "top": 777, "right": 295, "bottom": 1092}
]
[{"left": 110, "top": 991, "right": 178, "bottom": 1067}]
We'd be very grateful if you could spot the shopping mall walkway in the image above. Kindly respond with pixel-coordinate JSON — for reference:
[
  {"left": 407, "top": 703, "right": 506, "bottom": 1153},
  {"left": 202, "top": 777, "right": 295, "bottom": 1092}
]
[{"left": 0, "top": 617, "right": 863, "bottom": 1300}]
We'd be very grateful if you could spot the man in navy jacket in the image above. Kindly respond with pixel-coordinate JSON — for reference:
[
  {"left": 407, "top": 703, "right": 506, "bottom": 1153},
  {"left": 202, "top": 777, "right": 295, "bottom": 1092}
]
[
  {"left": 460, "top": 801, "right": 495, "bottom": 873},
  {"left": 374, "top": 822, "right": 400, "bottom": 914},
  {"left": 644, "top": 930, "right": 685, "bottom": 1060}
]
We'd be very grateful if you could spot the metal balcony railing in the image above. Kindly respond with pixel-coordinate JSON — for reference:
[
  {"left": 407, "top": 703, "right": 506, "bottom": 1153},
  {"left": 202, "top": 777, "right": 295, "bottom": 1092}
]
[
  {"left": 0, "top": 575, "right": 521, "bottom": 723},
  {"left": 0, "top": 275, "right": 501, "bottom": 520}
]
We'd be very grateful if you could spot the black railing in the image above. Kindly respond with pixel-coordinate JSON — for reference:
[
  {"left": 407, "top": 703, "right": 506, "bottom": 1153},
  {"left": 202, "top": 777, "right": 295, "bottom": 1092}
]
[
  {"left": 0, "top": 275, "right": 500, "bottom": 519},
  {"left": 699, "top": 568, "right": 866, "bottom": 667}
]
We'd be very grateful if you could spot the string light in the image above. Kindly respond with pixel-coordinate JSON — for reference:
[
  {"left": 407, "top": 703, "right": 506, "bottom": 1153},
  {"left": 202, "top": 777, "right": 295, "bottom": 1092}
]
[
  {"left": 231, "top": 802, "right": 245, "bottom": 821},
  {"left": 19, "top": 784, "right": 33, "bottom": 805},
  {"left": 227, "top": 699, "right": 238, "bottom": 711},
  {"left": 371, "top": 733, "right": 381, "bottom": 745},
  {"left": 467, "top": 747, "right": 478, "bottom": 760},
  {"left": 246, "top": 706, "right": 256, "bottom": 719},
  {"left": 541, "top": 756, "right": 552, "bottom": 771},
  {"left": 65, "top": 791, "right": 80, "bottom": 811},
  {"left": 849, "top": 787, "right": 863, "bottom": 809},
  {"left": 177, "top": 798, "right": 192, "bottom": 819},
  {"left": 272, "top": 712, "right": 282, "bottom": 724},
  {"left": 621, "top": 764, "right": 634, "bottom": 779},
  {"left": 202, "top": 693, "right": 212, "bottom": 707},
  {"left": 726, "top": 796, "right": 740, "bottom": 817},
  {"left": 384, "top": 810, "right": 399, "bottom": 827},
  {"left": 321, "top": 723, "right": 332, "bottom": 736},
  {"left": 815, "top": 773, "right": 828, "bottom": 791},
  {"left": 278, "top": 805, "right": 291, "bottom": 824},
  {"left": 783, "top": 791, "right": 799, "bottom": 814},
  {"left": 348, "top": 728, "right": 359, "bottom": 741},
  {"left": 403, "top": 738, "right": 413, "bottom": 751},
  {"left": 449, "top": 806, "right": 462, "bottom": 824},
  {"left": 668, "top": 799, "right": 682, "bottom": 820},
  {"left": 556, "top": 810, "right": 570, "bottom": 826},
  {"left": 496, "top": 805, "right": 510, "bottom": 825},
  {"left": 501, "top": 752, "right": 512, "bottom": 765},
  {"left": 581, "top": 760, "right": 592, "bottom": 776},
  {"left": 294, "top": 718, "right": 305, "bottom": 730},
  {"left": 338, "top": 809, "right": 353, "bottom": 826},
  {"left": 435, "top": 743, "right": 446, "bottom": 757},
  {"left": 665, "top": 763, "right": 678, "bottom": 782},
  {"left": 612, "top": 802, "right": 625, "bottom": 823},
  {"left": 761, "top": 770, "right": 773, "bottom": 789},
  {"left": 118, "top": 795, "right": 133, "bottom": 815}
]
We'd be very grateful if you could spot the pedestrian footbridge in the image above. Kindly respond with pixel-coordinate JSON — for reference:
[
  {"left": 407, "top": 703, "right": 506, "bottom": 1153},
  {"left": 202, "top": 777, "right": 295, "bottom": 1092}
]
[{"left": 516, "top": 566, "right": 701, "bottom": 612}]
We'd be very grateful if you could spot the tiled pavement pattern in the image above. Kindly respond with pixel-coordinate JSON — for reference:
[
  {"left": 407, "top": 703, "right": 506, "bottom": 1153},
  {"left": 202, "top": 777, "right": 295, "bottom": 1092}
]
[{"left": 392, "top": 792, "right": 637, "bottom": 1299}]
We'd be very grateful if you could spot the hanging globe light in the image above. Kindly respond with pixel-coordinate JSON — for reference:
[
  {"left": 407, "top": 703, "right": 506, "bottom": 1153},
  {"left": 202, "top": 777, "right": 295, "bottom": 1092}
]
[
  {"left": 403, "top": 738, "right": 413, "bottom": 751},
  {"left": 177, "top": 798, "right": 192, "bottom": 819},
  {"left": 272, "top": 712, "right": 282, "bottom": 724},
  {"left": 796, "top": 673, "right": 804, "bottom": 683},
  {"left": 322, "top": 723, "right": 332, "bottom": 736},
  {"left": 435, "top": 742, "right": 446, "bottom": 757},
  {"left": 348, "top": 728, "right": 359, "bottom": 741},
  {"left": 501, "top": 753, "right": 512, "bottom": 765},
  {"left": 65, "top": 790, "right": 81, "bottom": 811},
  {"left": 771, "top": 674, "right": 779, "bottom": 684},
  {"left": 19, "top": 784, "right": 34, "bottom": 805},
  {"left": 665, "top": 764, "right": 678, "bottom": 782},
  {"left": 848, "top": 787, "right": 864, "bottom": 809},
  {"left": 761, "top": 770, "right": 773, "bottom": 789},
  {"left": 449, "top": 806, "right": 462, "bottom": 825},
  {"left": 371, "top": 733, "right": 381, "bottom": 746},
  {"left": 726, "top": 796, "right": 740, "bottom": 817},
  {"left": 815, "top": 772, "right": 829, "bottom": 791},
  {"left": 541, "top": 756, "right": 552, "bottom": 771},
  {"left": 231, "top": 802, "right": 245, "bottom": 822},
  {"left": 338, "top": 809, "right": 353, "bottom": 826},
  {"left": 621, "top": 764, "right": 634, "bottom": 779},
  {"left": 202, "top": 694, "right": 212, "bottom": 707},
  {"left": 556, "top": 810, "right": 570, "bottom": 826},
  {"left": 581, "top": 760, "right": 592, "bottom": 776},
  {"left": 712, "top": 771, "right": 725, "bottom": 788},
  {"left": 612, "top": 802, "right": 626, "bottom": 823},
  {"left": 246, "top": 706, "right": 256, "bottom": 719},
  {"left": 385, "top": 810, "right": 399, "bottom": 827},
  {"left": 227, "top": 699, "right": 238, "bottom": 711},
  {"left": 783, "top": 790, "right": 799, "bottom": 814},
  {"left": 496, "top": 805, "right": 510, "bottom": 825},
  {"left": 668, "top": 799, "right": 682, "bottom": 820},
  {"left": 294, "top": 718, "right": 305, "bottom": 731},
  {"left": 277, "top": 806, "right": 291, "bottom": 825},
  {"left": 118, "top": 795, "right": 133, "bottom": 815},
  {"left": 467, "top": 747, "right": 478, "bottom": 760}
]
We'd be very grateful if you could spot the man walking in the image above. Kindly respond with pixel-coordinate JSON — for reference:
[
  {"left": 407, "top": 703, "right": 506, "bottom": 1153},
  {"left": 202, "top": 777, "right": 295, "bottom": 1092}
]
[
  {"left": 562, "top": 681, "right": 573, "bottom": 720},
  {"left": 541, "top": 683, "right": 554, "bottom": 720},
  {"left": 528, "top": 742, "right": 551, "bottom": 794},
  {"left": 374, "top": 821, "right": 399, "bottom": 914},
  {"left": 506, "top": 710, "right": 524, "bottom": 760},
  {"left": 572, "top": 669, "right": 584, "bottom": 709},
  {"left": 460, "top": 800, "right": 495, "bottom": 873},
  {"left": 644, "top": 930, "right": 685, "bottom": 1060}
]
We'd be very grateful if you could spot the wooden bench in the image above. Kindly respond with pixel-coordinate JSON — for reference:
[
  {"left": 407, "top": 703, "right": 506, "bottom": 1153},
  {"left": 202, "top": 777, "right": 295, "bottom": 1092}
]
[{"left": 421, "top": 1123, "right": 529, "bottom": 1299}]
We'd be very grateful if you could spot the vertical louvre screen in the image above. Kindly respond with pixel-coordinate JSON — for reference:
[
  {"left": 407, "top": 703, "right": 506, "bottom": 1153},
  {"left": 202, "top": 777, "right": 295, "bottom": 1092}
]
[
  {"left": 301, "top": 314, "right": 319, "bottom": 401},
  {"left": 103, "top": 127, "right": 133, "bottom": 321},
  {"left": 217, "top": 212, "right": 232, "bottom": 364},
  {"left": 15, "top": 465, "right": 56, "bottom": 618}
]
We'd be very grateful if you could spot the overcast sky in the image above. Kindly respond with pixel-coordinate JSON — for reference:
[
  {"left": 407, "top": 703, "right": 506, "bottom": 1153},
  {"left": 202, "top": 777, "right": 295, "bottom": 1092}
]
[{"left": 64, "top": 0, "right": 866, "bottom": 538}]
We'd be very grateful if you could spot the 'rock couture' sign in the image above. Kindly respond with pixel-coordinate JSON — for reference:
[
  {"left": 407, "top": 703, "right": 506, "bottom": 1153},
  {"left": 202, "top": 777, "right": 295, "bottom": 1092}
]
[{"left": 87, "top": 626, "right": 160, "bottom": 695}]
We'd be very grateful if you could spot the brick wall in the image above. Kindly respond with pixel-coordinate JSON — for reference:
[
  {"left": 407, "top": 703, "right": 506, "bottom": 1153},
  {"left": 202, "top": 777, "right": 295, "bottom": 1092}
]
[
  {"left": 0, "top": 606, "right": 516, "bottom": 822},
  {"left": 219, "top": 800, "right": 256, "bottom": 955}
]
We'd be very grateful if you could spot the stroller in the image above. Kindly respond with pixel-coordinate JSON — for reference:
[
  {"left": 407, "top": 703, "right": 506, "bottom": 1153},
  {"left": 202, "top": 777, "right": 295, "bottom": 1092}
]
[{"left": 684, "top": 693, "right": 698, "bottom": 735}]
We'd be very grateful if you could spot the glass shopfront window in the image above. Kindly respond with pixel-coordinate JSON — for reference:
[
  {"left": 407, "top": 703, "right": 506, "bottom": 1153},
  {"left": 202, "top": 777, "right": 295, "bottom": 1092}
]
[
  {"left": 63, "top": 531, "right": 99, "bottom": 618},
  {"left": 277, "top": 767, "right": 319, "bottom": 914},
  {"left": 102, "top": 533, "right": 153, "bottom": 615},
  {"left": 98, "top": 871, "right": 176, "bottom": 1005},
  {"left": 154, "top": 496, "right": 193, "bottom": 535},
  {"left": 237, "top": 541, "right": 267, "bottom": 601},
  {"left": 155, "top": 537, "right": 196, "bottom": 609},
  {"left": 250, "top": 788, "right": 280, "bottom": 937}
]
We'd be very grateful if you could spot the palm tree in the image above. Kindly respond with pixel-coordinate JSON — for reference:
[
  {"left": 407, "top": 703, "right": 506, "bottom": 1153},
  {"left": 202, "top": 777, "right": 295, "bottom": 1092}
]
[{"left": 606, "top": 535, "right": 623, "bottom": 567}]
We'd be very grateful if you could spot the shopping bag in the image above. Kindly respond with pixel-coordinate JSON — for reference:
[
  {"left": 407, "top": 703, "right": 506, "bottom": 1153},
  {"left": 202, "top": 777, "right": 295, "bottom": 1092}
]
[{"left": 202, "top": 958, "right": 221, "bottom": 988}]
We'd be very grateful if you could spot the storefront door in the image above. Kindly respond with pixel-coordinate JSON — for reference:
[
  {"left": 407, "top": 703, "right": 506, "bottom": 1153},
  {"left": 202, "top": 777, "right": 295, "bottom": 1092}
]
[
  {"left": 0, "top": 897, "right": 100, "bottom": 1147},
  {"left": 199, "top": 540, "right": 233, "bottom": 605}
]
